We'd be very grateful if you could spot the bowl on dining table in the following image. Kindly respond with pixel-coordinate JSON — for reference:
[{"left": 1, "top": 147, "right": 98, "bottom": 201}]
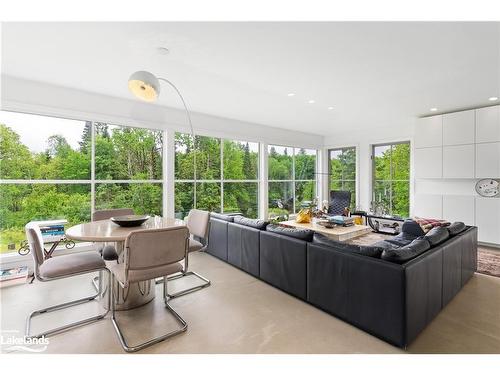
[{"left": 110, "top": 215, "right": 150, "bottom": 227}]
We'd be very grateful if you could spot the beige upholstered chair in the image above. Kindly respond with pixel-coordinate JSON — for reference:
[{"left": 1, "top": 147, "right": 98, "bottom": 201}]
[
  {"left": 109, "top": 226, "right": 189, "bottom": 352},
  {"left": 24, "top": 222, "right": 110, "bottom": 338},
  {"left": 90, "top": 208, "right": 134, "bottom": 290},
  {"left": 164, "top": 209, "right": 211, "bottom": 299},
  {"left": 92, "top": 208, "right": 134, "bottom": 222}
]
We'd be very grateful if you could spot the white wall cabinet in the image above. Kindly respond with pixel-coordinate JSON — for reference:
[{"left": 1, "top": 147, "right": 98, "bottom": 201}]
[
  {"left": 442, "top": 144, "right": 475, "bottom": 178},
  {"left": 414, "top": 116, "right": 442, "bottom": 148},
  {"left": 442, "top": 110, "right": 475, "bottom": 146},
  {"left": 475, "top": 197, "right": 500, "bottom": 244},
  {"left": 415, "top": 147, "right": 442, "bottom": 178},
  {"left": 476, "top": 105, "right": 500, "bottom": 143},
  {"left": 442, "top": 195, "right": 475, "bottom": 225},
  {"left": 413, "top": 194, "right": 443, "bottom": 219},
  {"left": 475, "top": 142, "right": 500, "bottom": 178}
]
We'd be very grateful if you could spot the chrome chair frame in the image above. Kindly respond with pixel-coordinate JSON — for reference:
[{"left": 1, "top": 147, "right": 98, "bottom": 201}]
[
  {"left": 156, "top": 213, "right": 211, "bottom": 299},
  {"left": 163, "top": 243, "right": 211, "bottom": 299},
  {"left": 110, "top": 230, "right": 189, "bottom": 353},
  {"left": 26, "top": 268, "right": 110, "bottom": 339}
]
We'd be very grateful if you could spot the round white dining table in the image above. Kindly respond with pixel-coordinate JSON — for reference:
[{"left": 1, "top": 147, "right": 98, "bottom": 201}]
[{"left": 66, "top": 216, "right": 186, "bottom": 311}]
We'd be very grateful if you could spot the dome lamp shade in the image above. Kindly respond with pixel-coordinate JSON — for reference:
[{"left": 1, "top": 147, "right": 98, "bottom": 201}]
[{"left": 128, "top": 71, "right": 161, "bottom": 102}]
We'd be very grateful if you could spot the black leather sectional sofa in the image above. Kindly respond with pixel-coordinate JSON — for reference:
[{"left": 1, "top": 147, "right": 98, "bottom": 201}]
[{"left": 206, "top": 213, "right": 478, "bottom": 348}]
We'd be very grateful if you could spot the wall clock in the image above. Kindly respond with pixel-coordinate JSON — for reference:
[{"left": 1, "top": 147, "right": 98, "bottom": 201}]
[{"left": 475, "top": 179, "right": 500, "bottom": 197}]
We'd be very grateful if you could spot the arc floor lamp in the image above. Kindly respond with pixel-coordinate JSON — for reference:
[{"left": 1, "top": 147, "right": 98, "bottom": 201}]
[{"left": 127, "top": 70, "right": 210, "bottom": 296}]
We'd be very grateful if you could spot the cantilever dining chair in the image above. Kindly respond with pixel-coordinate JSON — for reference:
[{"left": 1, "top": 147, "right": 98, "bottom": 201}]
[
  {"left": 163, "top": 209, "right": 211, "bottom": 299},
  {"left": 24, "top": 222, "right": 110, "bottom": 339},
  {"left": 90, "top": 208, "right": 134, "bottom": 291},
  {"left": 108, "top": 226, "right": 189, "bottom": 352}
]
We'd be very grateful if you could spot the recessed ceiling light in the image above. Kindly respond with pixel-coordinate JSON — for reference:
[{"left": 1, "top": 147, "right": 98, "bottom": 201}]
[
  {"left": 328, "top": 106, "right": 334, "bottom": 110},
  {"left": 430, "top": 108, "right": 438, "bottom": 112},
  {"left": 308, "top": 100, "right": 315, "bottom": 104},
  {"left": 287, "top": 93, "right": 295, "bottom": 97},
  {"left": 157, "top": 47, "right": 170, "bottom": 55},
  {"left": 489, "top": 96, "right": 499, "bottom": 101}
]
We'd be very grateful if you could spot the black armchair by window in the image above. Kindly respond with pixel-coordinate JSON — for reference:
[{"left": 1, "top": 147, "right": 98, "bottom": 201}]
[{"left": 328, "top": 190, "right": 351, "bottom": 215}]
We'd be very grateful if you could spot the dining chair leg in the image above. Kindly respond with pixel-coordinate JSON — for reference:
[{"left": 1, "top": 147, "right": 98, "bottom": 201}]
[
  {"left": 25, "top": 268, "right": 111, "bottom": 339},
  {"left": 165, "top": 271, "right": 211, "bottom": 299},
  {"left": 111, "top": 276, "right": 188, "bottom": 353}
]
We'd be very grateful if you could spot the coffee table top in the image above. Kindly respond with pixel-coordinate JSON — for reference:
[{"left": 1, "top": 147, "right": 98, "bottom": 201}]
[{"left": 279, "top": 220, "right": 371, "bottom": 241}]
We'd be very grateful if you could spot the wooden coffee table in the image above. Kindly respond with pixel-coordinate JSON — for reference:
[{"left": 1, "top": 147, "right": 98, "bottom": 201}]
[{"left": 279, "top": 220, "right": 371, "bottom": 242}]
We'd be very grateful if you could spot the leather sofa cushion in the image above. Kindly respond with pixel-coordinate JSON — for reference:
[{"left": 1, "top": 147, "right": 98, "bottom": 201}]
[
  {"left": 266, "top": 224, "right": 314, "bottom": 242},
  {"left": 233, "top": 216, "right": 269, "bottom": 230},
  {"left": 447, "top": 222, "right": 466, "bottom": 236},
  {"left": 210, "top": 212, "right": 234, "bottom": 222},
  {"left": 371, "top": 240, "right": 401, "bottom": 251},
  {"left": 312, "top": 233, "right": 383, "bottom": 258},
  {"left": 385, "top": 232, "right": 416, "bottom": 247},
  {"left": 381, "top": 238, "right": 431, "bottom": 264},
  {"left": 424, "top": 226, "right": 450, "bottom": 246},
  {"left": 402, "top": 219, "right": 425, "bottom": 237}
]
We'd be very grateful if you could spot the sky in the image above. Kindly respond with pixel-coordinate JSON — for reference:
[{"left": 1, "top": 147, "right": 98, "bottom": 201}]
[{"left": 0, "top": 110, "right": 85, "bottom": 152}]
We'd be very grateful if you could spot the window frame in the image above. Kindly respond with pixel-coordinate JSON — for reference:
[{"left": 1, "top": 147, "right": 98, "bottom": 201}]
[
  {"left": 267, "top": 144, "right": 317, "bottom": 215},
  {"left": 327, "top": 146, "right": 357, "bottom": 209},
  {"left": 173, "top": 132, "right": 260, "bottom": 218},
  {"left": 371, "top": 141, "right": 410, "bottom": 217},
  {"left": 0, "top": 110, "right": 165, "bottom": 257}
]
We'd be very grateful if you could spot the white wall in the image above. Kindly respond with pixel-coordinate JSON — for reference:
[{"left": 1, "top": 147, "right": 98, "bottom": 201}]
[
  {"left": 323, "top": 122, "right": 414, "bottom": 213},
  {"left": 1, "top": 76, "right": 323, "bottom": 149}
]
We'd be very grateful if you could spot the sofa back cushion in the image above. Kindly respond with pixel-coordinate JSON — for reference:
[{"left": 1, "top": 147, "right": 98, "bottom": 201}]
[
  {"left": 233, "top": 216, "right": 269, "bottom": 230},
  {"left": 381, "top": 238, "right": 431, "bottom": 264},
  {"left": 424, "top": 226, "right": 450, "bottom": 246},
  {"left": 312, "top": 233, "right": 383, "bottom": 258},
  {"left": 210, "top": 212, "right": 235, "bottom": 222},
  {"left": 266, "top": 224, "right": 314, "bottom": 242},
  {"left": 447, "top": 222, "right": 466, "bottom": 236},
  {"left": 401, "top": 219, "right": 425, "bottom": 237}
]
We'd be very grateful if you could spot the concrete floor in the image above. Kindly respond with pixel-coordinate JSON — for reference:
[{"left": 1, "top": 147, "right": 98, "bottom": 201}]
[{"left": 1, "top": 251, "right": 500, "bottom": 354}]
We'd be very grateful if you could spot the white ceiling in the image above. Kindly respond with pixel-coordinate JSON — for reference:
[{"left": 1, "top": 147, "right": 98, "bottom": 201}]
[{"left": 2, "top": 22, "right": 500, "bottom": 136}]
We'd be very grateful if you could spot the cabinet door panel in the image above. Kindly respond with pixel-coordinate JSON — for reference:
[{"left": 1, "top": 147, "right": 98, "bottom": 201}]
[
  {"left": 443, "top": 110, "right": 475, "bottom": 146},
  {"left": 413, "top": 194, "right": 442, "bottom": 219},
  {"left": 475, "top": 197, "right": 500, "bottom": 244},
  {"left": 475, "top": 142, "right": 500, "bottom": 178},
  {"left": 415, "top": 147, "right": 442, "bottom": 178},
  {"left": 443, "top": 145, "right": 475, "bottom": 178},
  {"left": 415, "top": 116, "right": 442, "bottom": 148},
  {"left": 476, "top": 105, "right": 500, "bottom": 143},
  {"left": 442, "top": 195, "right": 475, "bottom": 225}
]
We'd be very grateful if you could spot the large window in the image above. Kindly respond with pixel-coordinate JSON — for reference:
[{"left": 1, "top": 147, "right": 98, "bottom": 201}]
[
  {"left": 268, "top": 145, "right": 316, "bottom": 218},
  {"left": 0, "top": 111, "right": 163, "bottom": 254},
  {"left": 328, "top": 147, "right": 356, "bottom": 209},
  {"left": 372, "top": 142, "right": 410, "bottom": 218},
  {"left": 174, "top": 133, "right": 259, "bottom": 219}
]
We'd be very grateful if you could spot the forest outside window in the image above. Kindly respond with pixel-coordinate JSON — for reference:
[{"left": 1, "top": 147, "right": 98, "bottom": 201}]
[
  {"left": 0, "top": 110, "right": 163, "bottom": 255},
  {"left": 328, "top": 147, "right": 356, "bottom": 209},
  {"left": 372, "top": 142, "right": 410, "bottom": 218},
  {"left": 268, "top": 145, "right": 317, "bottom": 218},
  {"left": 174, "top": 133, "right": 259, "bottom": 219}
]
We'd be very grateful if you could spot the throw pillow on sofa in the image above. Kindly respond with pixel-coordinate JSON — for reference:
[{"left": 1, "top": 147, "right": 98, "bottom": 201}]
[
  {"left": 447, "top": 222, "right": 467, "bottom": 236},
  {"left": 266, "top": 224, "right": 314, "bottom": 241},
  {"left": 401, "top": 219, "right": 425, "bottom": 237},
  {"left": 424, "top": 226, "right": 450, "bottom": 246},
  {"left": 381, "top": 237, "right": 431, "bottom": 264},
  {"left": 312, "top": 233, "right": 383, "bottom": 258},
  {"left": 233, "top": 216, "right": 269, "bottom": 230}
]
